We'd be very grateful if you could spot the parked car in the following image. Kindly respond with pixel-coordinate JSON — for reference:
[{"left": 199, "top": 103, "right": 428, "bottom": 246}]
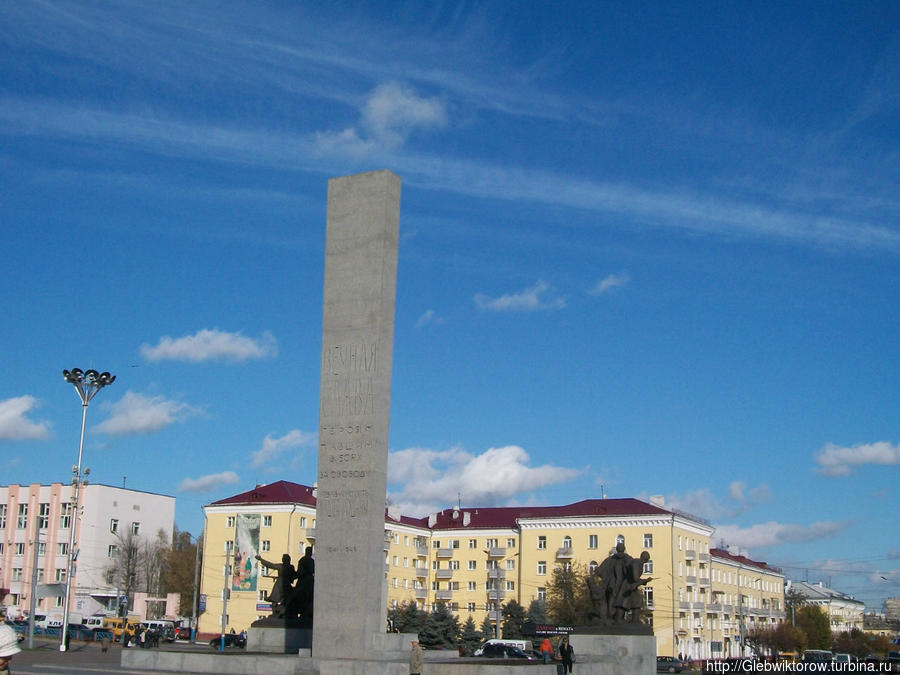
[
  {"left": 481, "top": 643, "right": 534, "bottom": 659},
  {"left": 176, "top": 626, "right": 192, "bottom": 640},
  {"left": 657, "top": 655, "right": 685, "bottom": 672},
  {"left": 209, "top": 633, "right": 246, "bottom": 649}
]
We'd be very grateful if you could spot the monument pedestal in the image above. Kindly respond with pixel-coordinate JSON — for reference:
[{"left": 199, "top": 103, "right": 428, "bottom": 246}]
[
  {"left": 247, "top": 617, "right": 311, "bottom": 653},
  {"left": 569, "top": 632, "right": 657, "bottom": 675}
]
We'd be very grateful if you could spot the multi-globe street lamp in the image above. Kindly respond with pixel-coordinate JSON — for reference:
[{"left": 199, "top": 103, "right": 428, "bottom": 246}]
[{"left": 59, "top": 368, "right": 115, "bottom": 652}]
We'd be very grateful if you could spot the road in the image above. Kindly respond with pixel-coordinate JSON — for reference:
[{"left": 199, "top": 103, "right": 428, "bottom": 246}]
[{"left": 10, "top": 638, "right": 215, "bottom": 675}]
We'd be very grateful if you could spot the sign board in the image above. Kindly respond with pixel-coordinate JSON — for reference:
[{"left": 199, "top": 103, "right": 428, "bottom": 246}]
[
  {"left": 198, "top": 594, "right": 206, "bottom": 612},
  {"left": 522, "top": 622, "right": 575, "bottom": 636}
]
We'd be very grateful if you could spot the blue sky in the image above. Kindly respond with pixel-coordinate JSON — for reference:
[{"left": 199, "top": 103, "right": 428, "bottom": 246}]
[{"left": 1, "top": 2, "right": 898, "bottom": 610}]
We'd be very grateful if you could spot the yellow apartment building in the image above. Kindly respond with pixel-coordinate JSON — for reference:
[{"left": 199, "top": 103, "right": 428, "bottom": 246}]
[{"left": 197, "top": 481, "right": 784, "bottom": 660}]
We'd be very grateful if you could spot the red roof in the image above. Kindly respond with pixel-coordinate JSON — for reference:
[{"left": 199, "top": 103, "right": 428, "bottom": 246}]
[
  {"left": 210, "top": 480, "right": 317, "bottom": 507},
  {"left": 710, "top": 547, "right": 782, "bottom": 574}
]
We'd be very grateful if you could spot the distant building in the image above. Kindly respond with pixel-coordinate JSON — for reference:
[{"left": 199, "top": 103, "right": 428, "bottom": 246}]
[
  {"left": 0, "top": 483, "right": 175, "bottom": 621},
  {"left": 199, "top": 481, "right": 784, "bottom": 660},
  {"left": 786, "top": 580, "right": 865, "bottom": 633},
  {"left": 885, "top": 597, "right": 900, "bottom": 622}
]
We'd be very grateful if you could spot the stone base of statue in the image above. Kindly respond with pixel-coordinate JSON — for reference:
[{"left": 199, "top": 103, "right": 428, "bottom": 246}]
[
  {"left": 247, "top": 617, "right": 311, "bottom": 653},
  {"left": 569, "top": 627, "right": 657, "bottom": 675}
]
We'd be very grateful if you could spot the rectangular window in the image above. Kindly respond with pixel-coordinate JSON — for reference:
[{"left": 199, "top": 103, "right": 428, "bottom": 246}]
[
  {"left": 450, "top": 539, "right": 460, "bottom": 549},
  {"left": 537, "top": 561, "right": 547, "bottom": 575},
  {"left": 17, "top": 504, "right": 27, "bottom": 528},
  {"left": 432, "top": 540, "right": 441, "bottom": 548},
  {"left": 467, "top": 581, "right": 476, "bottom": 591},
  {"left": 131, "top": 522, "right": 140, "bottom": 535},
  {"left": 110, "top": 518, "right": 119, "bottom": 533},
  {"left": 505, "top": 581, "right": 515, "bottom": 591},
  {"left": 226, "top": 516, "right": 235, "bottom": 528},
  {"left": 506, "top": 559, "right": 515, "bottom": 570},
  {"left": 59, "top": 503, "right": 71, "bottom": 529},
  {"left": 108, "top": 545, "right": 118, "bottom": 558},
  {"left": 39, "top": 503, "right": 50, "bottom": 529},
  {"left": 507, "top": 538, "right": 516, "bottom": 548},
  {"left": 485, "top": 538, "right": 498, "bottom": 548},
  {"left": 537, "top": 587, "right": 546, "bottom": 601},
  {"left": 468, "top": 560, "right": 477, "bottom": 570},
  {"left": 261, "top": 540, "right": 271, "bottom": 552},
  {"left": 537, "top": 536, "right": 546, "bottom": 550},
  {"left": 12, "top": 568, "right": 23, "bottom": 581},
  {"left": 14, "top": 542, "right": 25, "bottom": 556},
  {"left": 58, "top": 542, "right": 68, "bottom": 556},
  {"left": 55, "top": 568, "right": 66, "bottom": 582},
  {"left": 105, "top": 569, "right": 115, "bottom": 585},
  {"left": 225, "top": 540, "right": 234, "bottom": 552},
  {"left": 643, "top": 533, "right": 653, "bottom": 548},
  {"left": 467, "top": 602, "right": 476, "bottom": 612},
  {"left": 468, "top": 539, "right": 477, "bottom": 549},
  {"left": 0, "top": 504, "right": 6, "bottom": 528},
  {"left": 589, "top": 534, "right": 598, "bottom": 549},
  {"left": 263, "top": 515, "right": 272, "bottom": 527},
  {"left": 300, "top": 516, "right": 307, "bottom": 527}
]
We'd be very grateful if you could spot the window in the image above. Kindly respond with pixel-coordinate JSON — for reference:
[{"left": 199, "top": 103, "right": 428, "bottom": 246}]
[
  {"left": 537, "top": 587, "right": 546, "bottom": 601},
  {"left": 403, "top": 557, "right": 409, "bottom": 568},
  {"left": 37, "top": 542, "right": 46, "bottom": 556},
  {"left": 263, "top": 516, "right": 272, "bottom": 527},
  {"left": 14, "top": 542, "right": 25, "bottom": 556},
  {"left": 589, "top": 534, "right": 598, "bottom": 549},
  {"left": 467, "top": 581, "right": 476, "bottom": 591},
  {"left": 467, "top": 602, "right": 476, "bottom": 612},
  {"left": 468, "top": 560, "right": 477, "bottom": 571},
  {"left": 55, "top": 568, "right": 66, "bottom": 582},
  {"left": 39, "top": 503, "right": 50, "bottom": 529},
  {"left": 225, "top": 540, "right": 234, "bottom": 552},
  {"left": 58, "top": 543, "right": 68, "bottom": 556},
  {"left": 468, "top": 539, "right": 477, "bottom": 549},
  {"left": 105, "top": 570, "right": 115, "bottom": 585},
  {"left": 561, "top": 536, "right": 572, "bottom": 550},
  {"left": 507, "top": 538, "right": 516, "bottom": 548},
  {"left": 589, "top": 560, "right": 599, "bottom": 574},
  {"left": 0, "top": 543, "right": 3, "bottom": 554},
  {"left": 537, "top": 536, "right": 547, "bottom": 550},
  {"left": 261, "top": 540, "right": 271, "bottom": 552},
  {"left": 17, "top": 504, "right": 27, "bottom": 528},
  {"left": 644, "top": 560, "right": 654, "bottom": 574},
  {"left": 432, "top": 540, "right": 441, "bottom": 548},
  {"left": 485, "top": 538, "right": 498, "bottom": 548},
  {"left": 300, "top": 516, "right": 307, "bottom": 527},
  {"left": 108, "top": 545, "right": 118, "bottom": 559},
  {"left": 616, "top": 534, "right": 625, "bottom": 545},
  {"left": 643, "top": 533, "right": 653, "bottom": 548},
  {"left": 131, "top": 522, "right": 141, "bottom": 535},
  {"left": 110, "top": 518, "right": 119, "bottom": 533},
  {"left": 12, "top": 568, "right": 23, "bottom": 581},
  {"left": 644, "top": 587, "right": 654, "bottom": 608},
  {"left": 226, "top": 516, "right": 235, "bottom": 528},
  {"left": 392, "top": 556, "right": 399, "bottom": 567},
  {"left": 59, "top": 503, "right": 71, "bottom": 529},
  {"left": 506, "top": 581, "right": 515, "bottom": 591},
  {"left": 0, "top": 504, "right": 6, "bottom": 528},
  {"left": 450, "top": 560, "right": 459, "bottom": 570},
  {"left": 537, "top": 561, "right": 547, "bottom": 575},
  {"left": 258, "top": 590, "right": 269, "bottom": 601},
  {"left": 506, "top": 559, "right": 515, "bottom": 570}
]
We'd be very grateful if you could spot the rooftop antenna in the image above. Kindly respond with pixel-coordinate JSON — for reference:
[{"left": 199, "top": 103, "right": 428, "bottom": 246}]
[
  {"left": 457, "top": 492, "right": 461, "bottom": 510},
  {"left": 122, "top": 476, "right": 126, "bottom": 488}
]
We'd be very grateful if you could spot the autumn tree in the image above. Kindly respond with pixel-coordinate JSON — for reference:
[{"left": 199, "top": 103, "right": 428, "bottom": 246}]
[
  {"left": 796, "top": 605, "right": 832, "bottom": 650},
  {"left": 162, "top": 527, "right": 201, "bottom": 617},
  {"left": 546, "top": 562, "right": 591, "bottom": 625}
]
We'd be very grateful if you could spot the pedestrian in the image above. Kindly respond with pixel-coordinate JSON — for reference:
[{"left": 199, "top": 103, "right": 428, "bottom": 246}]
[
  {"left": 101, "top": 633, "right": 111, "bottom": 653},
  {"left": 540, "top": 637, "right": 553, "bottom": 664},
  {"left": 0, "top": 624, "right": 22, "bottom": 675},
  {"left": 122, "top": 629, "right": 131, "bottom": 648},
  {"left": 409, "top": 639, "right": 423, "bottom": 675},
  {"left": 559, "top": 636, "right": 575, "bottom": 674}
]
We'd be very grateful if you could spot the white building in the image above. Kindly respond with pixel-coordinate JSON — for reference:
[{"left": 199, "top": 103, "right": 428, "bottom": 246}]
[
  {"left": 0, "top": 483, "right": 174, "bottom": 621},
  {"left": 787, "top": 580, "right": 865, "bottom": 634}
]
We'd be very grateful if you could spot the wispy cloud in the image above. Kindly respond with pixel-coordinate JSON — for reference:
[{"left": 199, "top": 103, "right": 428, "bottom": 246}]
[
  {"left": 415, "top": 309, "right": 446, "bottom": 328},
  {"left": 713, "top": 520, "right": 849, "bottom": 550},
  {"left": 315, "top": 82, "right": 446, "bottom": 156},
  {"left": 140, "top": 329, "right": 277, "bottom": 363},
  {"left": 95, "top": 391, "right": 202, "bottom": 435},
  {"left": 0, "top": 396, "right": 51, "bottom": 440},
  {"left": 589, "top": 273, "right": 630, "bottom": 296},
  {"left": 659, "top": 481, "right": 772, "bottom": 521},
  {"left": 387, "top": 444, "right": 581, "bottom": 516},
  {"left": 251, "top": 429, "right": 316, "bottom": 470},
  {"left": 815, "top": 441, "right": 900, "bottom": 476},
  {"left": 178, "top": 471, "right": 240, "bottom": 493},
  {"left": 474, "top": 280, "right": 566, "bottom": 312}
]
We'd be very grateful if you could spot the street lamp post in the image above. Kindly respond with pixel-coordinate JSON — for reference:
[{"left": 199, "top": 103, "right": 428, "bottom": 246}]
[{"left": 59, "top": 368, "right": 115, "bottom": 652}]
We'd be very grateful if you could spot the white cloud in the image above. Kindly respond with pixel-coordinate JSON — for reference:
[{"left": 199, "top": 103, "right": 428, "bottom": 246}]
[
  {"left": 95, "top": 391, "right": 201, "bottom": 435},
  {"left": 387, "top": 444, "right": 581, "bottom": 516},
  {"left": 589, "top": 273, "right": 630, "bottom": 295},
  {"left": 251, "top": 429, "right": 317, "bottom": 470},
  {"left": 661, "top": 482, "right": 772, "bottom": 521},
  {"left": 178, "top": 471, "right": 240, "bottom": 493},
  {"left": 713, "top": 520, "right": 849, "bottom": 550},
  {"left": 415, "top": 309, "right": 445, "bottom": 328},
  {"left": 815, "top": 441, "right": 900, "bottom": 476},
  {"left": 140, "top": 329, "right": 277, "bottom": 363},
  {"left": 0, "top": 396, "right": 51, "bottom": 440},
  {"left": 315, "top": 81, "right": 446, "bottom": 156},
  {"left": 474, "top": 279, "right": 566, "bottom": 312}
]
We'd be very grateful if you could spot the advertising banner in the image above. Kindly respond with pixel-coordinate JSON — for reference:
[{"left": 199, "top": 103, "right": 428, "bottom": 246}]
[{"left": 231, "top": 513, "right": 260, "bottom": 592}]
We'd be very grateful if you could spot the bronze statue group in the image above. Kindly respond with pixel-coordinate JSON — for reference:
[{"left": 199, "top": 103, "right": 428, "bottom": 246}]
[
  {"left": 586, "top": 541, "right": 653, "bottom": 625},
  {"left": 256, "top": 546, "right": 315, "bottom": 626}
]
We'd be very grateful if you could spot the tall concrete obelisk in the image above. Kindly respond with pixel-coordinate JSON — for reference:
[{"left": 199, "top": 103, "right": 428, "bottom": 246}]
[{"left": 311, "top": 170, "right": 401, "bottom": 662}]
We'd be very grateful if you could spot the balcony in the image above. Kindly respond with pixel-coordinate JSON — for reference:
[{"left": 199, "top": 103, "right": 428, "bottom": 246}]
[
  {"left": 415, "top": 546, "right": 428, "bottom": 557},
  {"left": 487, "top": 569, "right": 506, "bottom": 580},
  {"left": 486, "top": 589, "right": 506, "bottom": 600},
  {"left": 706, "top": 603, "right": 723, "bottom": 613},
  {"left": 699, "top": 577, "right": 710, "bottom": 587},
  {"left": 685, "top": 549, "right": 696, "bottom": 560},
  {"left": 435, "top": 569, "right": 453, "bottom": 580},
  {"left": 435, "top": 590, "right": 453, "bottom": 600},
  {"left": 679, "top": 601, "right": 691, "bottom": 610},
  {"left": 692, "top": 602, "right": 705, "bottom": 610},
  {"left": 415, "top": 567, "right": 428, "bottom": 578},
  {"left": 686, "top": 575, "right": 697, "bottom": 585},
  {"left": 699, "top": 553, "right": 709, "bottom": 562},
  {"left": 436, "top": 548, "right": 453, "bottom": 559},
  {"left": 414, "top": 587, "right": 427, "bottom": 600},
  {"left": 305, "top": 528, "right": 316, "bottom": 540},
  {"left": 556, "top": 547, "right": 575, "bottom": 559},
  {"left": 486, "top": 547, "right": 506, "bottom": 559}
]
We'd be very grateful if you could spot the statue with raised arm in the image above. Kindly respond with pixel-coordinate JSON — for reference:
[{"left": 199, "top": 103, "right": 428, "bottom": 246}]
[{"left": 256, "top": 553, "right": 296, "bottom": 618}]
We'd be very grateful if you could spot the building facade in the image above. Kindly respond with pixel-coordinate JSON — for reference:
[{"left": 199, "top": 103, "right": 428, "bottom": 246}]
[
  {"left": 787, "top": 580, "right": 865, "bottom": 634},
  {"left": 198, "top": 481, "right": 784, "bottom": 659},
  {"left": 0, "top": 483, "right": 175, "bottom": 621}
]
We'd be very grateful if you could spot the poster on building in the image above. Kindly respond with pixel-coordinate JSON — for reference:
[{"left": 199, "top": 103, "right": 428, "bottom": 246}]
[{"left": 231, "top": 513, "right": 260, "bottom": 592}]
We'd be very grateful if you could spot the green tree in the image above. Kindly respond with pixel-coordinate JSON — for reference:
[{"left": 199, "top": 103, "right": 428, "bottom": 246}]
[
  {"left": 546, "top": 562, "right": 591, "bottom": 625},
  {"left": 418, "top": 602, "right": 459, "bottom": 649},
  {"left": 796, "top": 605, "right": 832, "bottom": 650},
  {"left": 526, "top": 598, "right": 548, "bottom": 625},
  {"left": 501, "top": 599, "right": 526, "bottom": 639},
  {"left": 388, "top": 601, "right": 425, "bottom": 634},
  {"left": 480, "top": 614, "right": 495, "bottom": 640},
  {"left": 460, "top": 616, "right": 482, "bottom": 653}
]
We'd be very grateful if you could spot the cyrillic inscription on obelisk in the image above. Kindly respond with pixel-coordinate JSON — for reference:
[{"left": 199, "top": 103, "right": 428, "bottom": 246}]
[{"left": 311, "top": 170, "right": 400, "bottom": 660}]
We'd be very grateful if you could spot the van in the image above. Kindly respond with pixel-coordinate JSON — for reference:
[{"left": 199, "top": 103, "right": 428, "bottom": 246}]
[
  {"left": 84, "top": 615, "right": 107, "bottom": 630},
  {"left": 140, "top": 620, "right": 176, "bottom": 642},
  {"left": 101, "top": 616, "right": 140, "bottom": 641},
  {"left": 474, "top": 639, "right": 530, "bottom": 656}
]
